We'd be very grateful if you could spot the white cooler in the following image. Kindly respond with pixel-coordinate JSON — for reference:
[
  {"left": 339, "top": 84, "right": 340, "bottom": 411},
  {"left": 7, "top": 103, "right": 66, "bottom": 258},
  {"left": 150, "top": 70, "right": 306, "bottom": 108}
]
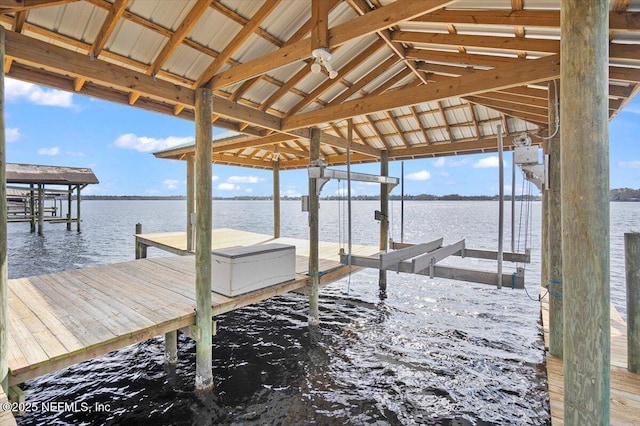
[{"left": 211, "top": 243, "right": 296, "bottom": 297}]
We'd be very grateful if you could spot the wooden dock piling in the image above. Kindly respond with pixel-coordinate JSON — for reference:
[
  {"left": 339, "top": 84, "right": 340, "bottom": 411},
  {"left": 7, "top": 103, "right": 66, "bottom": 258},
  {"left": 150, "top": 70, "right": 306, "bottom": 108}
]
[
  {"left": 186, "top": 156, "right": 195, "bottom": 252},
  {"left": 379, "top": 149, "right": 389, "bottom": 298},
  {"left": 308, "top": 128, "right": 321, "bottom": 325},
  {"left": 29, "top": 184, "right": 35, "bottom": 233},
  {"left": 561, "top": 0, "right": 610, "bottom": 422},
  {"left": 0, "top": 26, "right": 9, "bottom": 394},
  {"left": 194, "top": 87, "right": 214, "bottom": 392},
  {"left": 66, "top": 185, "right": 72, "bottom": 231},
  {"left": 273, "top": 158, "right": 280, "bottom": 239},
  {"left": 547, "top": 80, "right": 563, "bottom": 358},
  {"left": 135, "top": 223, "right": 147, "bottom": 260},
  {"left": 625, "top": 233, "right": 640, "bottom": 374},
  {"left": 37, "top": 184, "right": 44, "bottom": 236}
]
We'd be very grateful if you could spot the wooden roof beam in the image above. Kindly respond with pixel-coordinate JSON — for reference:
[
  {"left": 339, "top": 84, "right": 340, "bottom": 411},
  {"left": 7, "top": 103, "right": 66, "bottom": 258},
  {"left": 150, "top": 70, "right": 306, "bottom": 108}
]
[
  {"left": 406, "top": 48, "right": 522, "bottom": 68},
  {"left": 0, "top": 0, "right": 77, "bottom": 13},
  {"left": 415, "top": 10, "right": 640, "bottom": 32},
  {"left": 148, "top": 0, "right": 212, "bottom": 77},
  {"left": 5, "top": 30, "right": 283, "bottom": 132},
  {"left": 13, "top": 10, "right": 27, "bottom": 33},
  {"left": 283, "top": 54, "right": 560, "bottom": 130},
  {"left": 326, "top": 55, "right": 398, "bottom": 106},
  {"left": 286, "top": 39, "right": 386, "bottom": 116},
  {"left": 464, "top": 97, "right": 548, "bottom": 126},
  {"left": 89, "top": 0, "right": 129, "bottom": 60},
  {"left": 208, "top": 0, "right": 459, "bottom": 90},
  {"left": 194, "top": 0, "right": 281, "bottom": 88},
  {"left": 474, "top": 91, "right": 549, "bottom": 108},
  {"left": 410, "top": 106, "right": 431, "bottom": 144},
  {"left": 312, "top": 0, "right": 329, "bottom": 50},
  {"left": 393, "top": 31, "right": 559, "bottom": 55},
  {"left": 287, "top": 128, "right": 381, "bottom": 157}
]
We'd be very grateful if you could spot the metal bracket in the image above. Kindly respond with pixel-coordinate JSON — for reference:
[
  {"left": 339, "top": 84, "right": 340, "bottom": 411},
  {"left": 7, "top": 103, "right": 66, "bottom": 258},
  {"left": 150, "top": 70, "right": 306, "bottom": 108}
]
[{"left": 308, "top": 166, "right": 399, "bottom": 196}]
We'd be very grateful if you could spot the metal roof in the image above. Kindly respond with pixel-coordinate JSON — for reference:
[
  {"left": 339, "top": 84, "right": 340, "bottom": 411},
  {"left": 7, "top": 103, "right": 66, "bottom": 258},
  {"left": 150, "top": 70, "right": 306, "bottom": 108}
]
[
  {"left": 5, "top": 163, "right": 99, "bottom": 185},
  {"left": 1, "top": 0, "right": 638, "bottom": 169}
]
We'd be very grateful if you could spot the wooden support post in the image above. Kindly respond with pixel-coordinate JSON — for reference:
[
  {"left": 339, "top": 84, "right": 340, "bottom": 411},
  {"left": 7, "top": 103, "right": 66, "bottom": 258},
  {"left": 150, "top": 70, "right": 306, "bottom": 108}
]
[
  {"left": 37, "top": 184, "right": 44, "bottom": 236},
  {"left": 497, "top": 125, "right": 504, "bottom": 289},
  {"left": 0, "top": 26, "right": 8, "bottom": 394},
  {"left": 164, "top": 330, "right": 178, "bottom": 365},
  {"left": 561, "top": 1, "right": 610, "bottom": 423},
  {"left": 379, "top": 149, "right": 389, "bottom": 298},
  {"left": 29, "top": 184, "right": 34, "bottom": 233},
  {"left": 135, "top": 223, "right": 147, "bottom": 260},
  {"left": 308, "top": 127, "right": 321, "bottom": 326},
  {"left": 273, "top": 158, "right": 280, "bottom": 239},
  {"left": 194, "top": 87, "right": 213, "bottom": 392},
  {"left": 547, "top": 80, "right": 563, "bottom": 358},
  {"left": 76, "top": 185, "right": 81, "bottom": 233},
  {"left": 186, "top": 155, "right": 195, "bottom": 252},
  {"left": 625, "top": 233, "right": 640, "bottom": 374},
  {"left": 66, "top": 184, "right": 72, "bottom": 231}
]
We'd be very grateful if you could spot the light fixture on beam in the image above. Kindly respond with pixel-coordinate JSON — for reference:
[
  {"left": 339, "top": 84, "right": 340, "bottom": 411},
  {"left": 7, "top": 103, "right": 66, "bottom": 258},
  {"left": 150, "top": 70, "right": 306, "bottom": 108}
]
[{"left": 311, "top": 48, "right": 338, "bottom": 79}]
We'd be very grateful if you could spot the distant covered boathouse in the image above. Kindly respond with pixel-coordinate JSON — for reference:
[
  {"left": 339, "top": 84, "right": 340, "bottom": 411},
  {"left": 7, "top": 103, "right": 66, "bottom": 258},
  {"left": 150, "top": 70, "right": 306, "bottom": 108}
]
[{"left": 5, "top": 163, "right": 98, "bottom": 234}]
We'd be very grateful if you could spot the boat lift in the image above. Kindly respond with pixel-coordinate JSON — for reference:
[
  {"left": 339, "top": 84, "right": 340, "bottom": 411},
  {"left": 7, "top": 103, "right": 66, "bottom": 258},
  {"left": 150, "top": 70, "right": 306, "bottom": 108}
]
[{"left": 307, "top": 158, "right": 530, "bottom": 290}]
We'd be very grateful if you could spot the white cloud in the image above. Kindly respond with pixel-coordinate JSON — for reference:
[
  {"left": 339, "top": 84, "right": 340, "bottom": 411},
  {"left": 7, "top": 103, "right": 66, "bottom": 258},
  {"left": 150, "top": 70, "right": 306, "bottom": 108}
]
[
  {"left": 6, "top": 128, "right": 20, "bottom": 142},
  {"left": 217, "top": 183, "right": 239, "bottom": 191},
  {"left": 449, "top": 158, "right": 469, "bottom": 167},
  {"left": 406, "top": 170, "right": 432, "bottom": 181},
  {"left": 114, "top": 133, "right": 194, "bottom": 153},
  {"left": 5, "top": 78, "right": 74, "bottom": 108},
  {"left": 212, "top": 175, "right": 219, "bottom": 182},
  {"left": 66, "top": 151, "right": 85, "bottom": 157},
  {"left": 163, "top": 179, "right": 179, "bottom": 189},
  {"left": 146, "top": 189, "right": 160, "bottom": 195},
  {"left": 619, "top": 161, "right": 640, "bottom": 168},
  {"left": 37, "top": 147, "right": 59, "bottom": 156},
  {"left": 433, "top": 158, "right": 446, "bottom": 167},
  {"left": 473, "top": 156, "right": 503, "bottom": 168},
  {"left": 245, "top": 188, "right": 253, "bottom": 193},
  {"left": 228, "top": 175, "right": 263, "bottom": 184},
  {"left": 437, "top": 171, "right": 450, "bottom": 177}
]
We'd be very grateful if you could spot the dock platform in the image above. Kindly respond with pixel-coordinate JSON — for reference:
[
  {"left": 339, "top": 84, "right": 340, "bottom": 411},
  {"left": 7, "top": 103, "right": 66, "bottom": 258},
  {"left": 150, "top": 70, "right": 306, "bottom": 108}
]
[
  {"left": 7, "top": 229, "right": 378, "bottom": 386},
  {"left": 541, "top": 295, "right": 640, "bottom": 425}
]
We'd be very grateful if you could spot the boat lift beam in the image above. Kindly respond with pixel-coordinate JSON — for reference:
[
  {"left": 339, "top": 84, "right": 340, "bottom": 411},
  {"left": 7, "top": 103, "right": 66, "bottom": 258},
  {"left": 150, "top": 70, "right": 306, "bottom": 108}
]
[
  {"left": 341, "top": 252, "right": 525, "bottom": 289},
  {"left": 308, "top": 165, "right": 399, "bottom": 195},
  {"left": 390, "top": 240, "right": 531, "bottom": 264}
]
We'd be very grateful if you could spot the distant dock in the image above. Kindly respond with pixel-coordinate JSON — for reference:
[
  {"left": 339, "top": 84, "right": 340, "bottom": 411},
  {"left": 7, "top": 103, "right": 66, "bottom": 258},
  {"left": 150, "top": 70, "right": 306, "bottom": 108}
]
[
  {"left": 7, "top": 228, "right": 378, "bottom": 387},
  {"left": 541, "top": 295, "right": 640, "bottom": 425}
]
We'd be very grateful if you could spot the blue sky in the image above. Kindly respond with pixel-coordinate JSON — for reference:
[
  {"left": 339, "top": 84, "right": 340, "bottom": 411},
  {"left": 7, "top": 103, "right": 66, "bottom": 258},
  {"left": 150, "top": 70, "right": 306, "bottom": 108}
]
[{"left": 4, "top": 77, "right": 640, "bottom": 197}]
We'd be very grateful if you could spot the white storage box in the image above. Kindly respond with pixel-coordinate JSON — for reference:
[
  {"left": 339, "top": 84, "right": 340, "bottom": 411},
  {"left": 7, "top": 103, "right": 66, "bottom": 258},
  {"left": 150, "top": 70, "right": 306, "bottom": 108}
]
[{"left": 211, "top": 243, "right": 296, "bottom": 297}]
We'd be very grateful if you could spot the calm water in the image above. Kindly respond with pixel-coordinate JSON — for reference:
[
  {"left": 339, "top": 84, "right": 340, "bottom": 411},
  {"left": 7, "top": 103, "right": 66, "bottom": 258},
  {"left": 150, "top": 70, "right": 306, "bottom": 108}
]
[{"left": 7, "top": 200, "right": 639, "bottom": 425}]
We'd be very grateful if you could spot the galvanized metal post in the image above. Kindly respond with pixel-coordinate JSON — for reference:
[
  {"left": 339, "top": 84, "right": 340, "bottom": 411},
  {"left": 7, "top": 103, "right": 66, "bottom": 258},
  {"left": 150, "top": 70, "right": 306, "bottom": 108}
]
[
  {"left": 625, "top": 233, "right": 640, "bottom": 374},
  {"left": 511, "top": 152, "right": 516, "bottom": 253},
  {"left": 308, "top": 128, "right": 321, "bottom": 325},
  {"left": 547, "top": 80, "right": 563, "bottom": 358},
  {"left": 186, "top": 155, "right": 195, "bottom": 252},
  {"left": 273, "top": 159, "right": 280, "bottom": 239},
  {"left": 194, "top": 87, "right": 213, "bottom": 392},
  {"left": 561, "top": 1, "right": 610, "bottom": 423},
  {"left": 379, "top": 149, "right": 389, "bottom": 298},
  {"left": 497, "top": 125, "right": 504, "bottom": 289},
  {"left": 0, "top": 26, "right": 8, "bottom": 393}
]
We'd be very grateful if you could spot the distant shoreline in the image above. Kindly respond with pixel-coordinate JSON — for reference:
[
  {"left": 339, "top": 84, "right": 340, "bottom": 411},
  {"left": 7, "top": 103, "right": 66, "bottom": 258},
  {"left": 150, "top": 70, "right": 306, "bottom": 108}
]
[{"left": 78, "top": 188, "right": 640, "bottom": 202}]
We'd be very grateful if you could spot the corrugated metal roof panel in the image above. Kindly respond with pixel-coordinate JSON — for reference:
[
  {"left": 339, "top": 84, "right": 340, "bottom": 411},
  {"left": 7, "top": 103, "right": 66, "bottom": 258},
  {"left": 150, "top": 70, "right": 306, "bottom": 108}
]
[
  {"left": 260, "top": 0, "right": 307, "bottom": 41},
  {"left": 234, "top": 33, "right": 280, "bottom": 64},
  {"left": 218, "top": 0, "right": 264, "bottom": 18},
  {"left": 190, "top": 7, "right": 240, "bottom": 51},
  {"left": 272, "top": 91, "right": 303, "bottom": 114},
  {"left": 321, "top": 83, "right": 350, "bottom": 104},
  {"left": 130, "top": 0, "right": 195, "bottom": 31},
  {"left": 361, "top": 63, "right": 407, "bottom": 93},
  {"left": 244, "top": 80, "right": 279, "bottom": 106},
  {"left": 108, "top": 18, "right": 166, "bottom": 65},
  {"left": 163, "top": 43, "right": 211, "bottom": 81},
  {"left": 29, "top": 1, "right": 104, "bottom": 43}
]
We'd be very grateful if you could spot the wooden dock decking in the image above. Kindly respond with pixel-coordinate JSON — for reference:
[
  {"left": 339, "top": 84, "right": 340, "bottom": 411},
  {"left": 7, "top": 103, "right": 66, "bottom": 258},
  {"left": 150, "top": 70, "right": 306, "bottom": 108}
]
[
  {"left": 0, "top": 387, "right": 17, "bottom": 425},
  {"left": 8, "top": 229, "right": 378, "bottom": 386},
  {"left": 541, "top": 295, "right": 640, "bottom": 425}
]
